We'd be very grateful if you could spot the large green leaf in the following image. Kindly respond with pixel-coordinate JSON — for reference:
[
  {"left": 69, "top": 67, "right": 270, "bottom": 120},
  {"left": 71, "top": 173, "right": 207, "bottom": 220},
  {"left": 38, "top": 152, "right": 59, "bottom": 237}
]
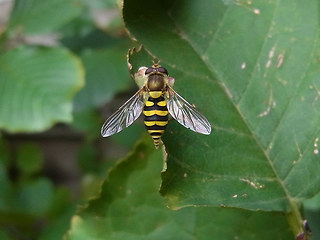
[
  {"left": 123, "top": 0, "right": 320, "bottom": 208},
  {"left": 123, "top": 0, "right": 320, "bottom": 236},
  {"left": 8, "top": 0, "right": 81, "bottom": 34},
  {"left": 66, "top": 136, "right": 293, "bottom": 240},
  {"left": 0, "top": 47, "right": 84, "bottom": 132}
]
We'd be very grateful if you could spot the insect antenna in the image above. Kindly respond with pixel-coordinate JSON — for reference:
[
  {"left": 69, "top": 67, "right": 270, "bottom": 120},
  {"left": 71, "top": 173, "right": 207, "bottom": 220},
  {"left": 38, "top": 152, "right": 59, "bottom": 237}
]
[{"left": 152, "top": 59, "right": 161, "bottom": 68}]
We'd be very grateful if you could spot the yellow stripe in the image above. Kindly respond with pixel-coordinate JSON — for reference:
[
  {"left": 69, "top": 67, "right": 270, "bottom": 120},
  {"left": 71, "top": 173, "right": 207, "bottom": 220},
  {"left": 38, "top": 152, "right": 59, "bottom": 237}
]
[
  {"left": 144, "top": 121, "right": 168, "bottom": 126},
  {"left": 156, "top": 121, "right": 168, "bottom": 126},
  {"left": 144, "top": 121, "right": 155, "bottom": 126},
  {"left": 145, "top": 101, "right": 154, "bottom": 107},
  {"left": 143, "top": 110, "right": 168, "bottom": 116},
  {"left": 149, "top": 91, "right": 162, "bottom": 98},
  {"left": 157, "top": 100, "right": 166, "bottom": 107},
  {"left": 148, "top": 130, "right": 164, "bottom": 134}
]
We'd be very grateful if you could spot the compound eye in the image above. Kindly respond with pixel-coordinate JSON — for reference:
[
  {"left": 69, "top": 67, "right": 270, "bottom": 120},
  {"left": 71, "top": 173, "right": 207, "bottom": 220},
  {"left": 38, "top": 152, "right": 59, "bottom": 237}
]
[
  {"left": 158, "top": 67, "right": 168, "bottom": 75},
  {"left": 145, "top": 67, "right": 154, "bottom": 74}
]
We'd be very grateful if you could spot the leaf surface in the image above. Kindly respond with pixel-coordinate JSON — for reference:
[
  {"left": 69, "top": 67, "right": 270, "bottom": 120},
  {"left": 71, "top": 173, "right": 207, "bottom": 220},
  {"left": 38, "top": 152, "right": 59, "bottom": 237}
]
[
  {"left": 123, "top": 0, "right": 320, "bottom": 214},
  {"left": 0, "top": 47, "right": 84, "bottom": 132},
  {"left": 74, "top": 42, "right": 133, "bottom": 112},
  {"left": 9, "top": 0, "right": 81, "bottom": 34},
  {"left": 66, "top": 137, "right": 293, "bottom": 240}
]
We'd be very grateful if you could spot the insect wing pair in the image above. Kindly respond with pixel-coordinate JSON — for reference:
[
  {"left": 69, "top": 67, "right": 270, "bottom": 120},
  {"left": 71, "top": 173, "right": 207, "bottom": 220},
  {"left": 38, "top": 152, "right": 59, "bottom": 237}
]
[{"left": 101, "top": 66, "right": 211, "bottom": 139}]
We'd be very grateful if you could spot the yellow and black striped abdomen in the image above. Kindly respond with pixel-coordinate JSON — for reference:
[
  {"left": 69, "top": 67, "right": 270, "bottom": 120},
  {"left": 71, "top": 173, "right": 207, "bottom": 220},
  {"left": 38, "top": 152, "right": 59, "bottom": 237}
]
[{"left": 143, "top": 92, "right": 168, "bottom": 149}]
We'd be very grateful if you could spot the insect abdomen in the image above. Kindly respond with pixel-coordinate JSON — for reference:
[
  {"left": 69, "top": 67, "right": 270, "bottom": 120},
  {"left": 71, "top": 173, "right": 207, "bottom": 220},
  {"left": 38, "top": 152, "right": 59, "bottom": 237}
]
[{"left": 143, "top": 92, "right": 168, "bottom": 149}]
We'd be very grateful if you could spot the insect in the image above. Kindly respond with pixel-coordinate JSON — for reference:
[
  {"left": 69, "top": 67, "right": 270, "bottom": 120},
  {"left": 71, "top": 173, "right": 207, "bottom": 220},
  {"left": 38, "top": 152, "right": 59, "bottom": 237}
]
[{"left": 101, "top": 63, "right": 211, "bottom": 149}]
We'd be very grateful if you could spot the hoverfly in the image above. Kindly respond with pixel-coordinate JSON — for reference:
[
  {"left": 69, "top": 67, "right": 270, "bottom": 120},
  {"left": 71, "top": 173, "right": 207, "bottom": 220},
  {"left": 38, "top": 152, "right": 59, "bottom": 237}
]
[{"left": 101, "top": 63, "right": 211, "bottom": 149}]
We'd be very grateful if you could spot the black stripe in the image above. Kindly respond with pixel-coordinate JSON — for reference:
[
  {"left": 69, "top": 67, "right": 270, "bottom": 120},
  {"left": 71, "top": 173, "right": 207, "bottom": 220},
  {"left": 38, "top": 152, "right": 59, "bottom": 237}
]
[
  {"left": 152, "top": 137, "right": 160, "bottom": 140},
  {"left": 144, "top": 115, "right": 168, "bottom": 121},
  {"left": 146, "top": 124, "right": 167, "bottom": 130},
  {"left": 144, "top": 105, "right": 167, "bottom": 111},
  {"left": 150, "top": 132, "right": 163, "bottom": 136},
  {"left": 148, "top": 96, "right": 165, "bottom": 103}
]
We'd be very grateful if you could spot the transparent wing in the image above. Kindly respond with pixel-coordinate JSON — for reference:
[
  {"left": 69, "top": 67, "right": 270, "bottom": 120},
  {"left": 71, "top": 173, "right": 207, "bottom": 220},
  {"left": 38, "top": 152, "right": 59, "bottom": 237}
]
[
  {"left": 101, "top": 89, "right": 145, "bottom": 137},
  {"left": 166, "top": 86, "right": 212, "bottom": 135}
]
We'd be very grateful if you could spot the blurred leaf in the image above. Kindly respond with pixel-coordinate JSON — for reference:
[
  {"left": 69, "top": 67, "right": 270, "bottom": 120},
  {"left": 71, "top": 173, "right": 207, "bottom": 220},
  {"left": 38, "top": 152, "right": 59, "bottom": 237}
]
[
  {"left": 62, "top": 28, "right": 122, "bottom": 52},
  {"left": 0, "top": 47, "right": 84, "bottom": 133},
  {"left": 72, "top": 109, "right": 103, "bottom": 140},
  {"left": 77, "top": 144, "right": 100, "bottom": 173},
  {"left": 303, "top": 192, "right": 320, "bottom": 239},
  {"left": 0, "top": 136, "right": 10, "bottom": 167},
  {"left": 0, "top": 230, "right": 13, "bottom": 240},
  {"left": 59, "top": 0, "right": 125, "bottom": 51},
  {"left": 58, "top": 13, "right": 96, "bottom": 43},
  {"left": 0, "top": 0, "right": 14, "bottom": 36},
  {"left": 8, "top": 0, "right": 82, "bottom": 34},
  {"left": 304, "top": 192, "right": 320, "bottom": 211},
  {"left": 0, "top": 157, "right": 12, "bottom": 211},
  {"left": 77, "top": 0, "right": 119, "bottom": 9},
  {"left": 74, "top": 42, "right": 133, "bottom": 111},
  {"left": 77, "top": 0, "right": 123, "bottom": 32},
  {"left": 81, "top": 174, "right": 104, "bottom": 201},
  {"left": 47, "top": 187, "right": 71, "bottom": 218},
  {"left": 16, "top": 142, "right": 43, "bottom": 176},
  {"left": 123, "top": 0, "right": 320, "bottom": 215},
  {"left": 40, "top": 206, "right": 76, "bottom": 240},
  {"left": 66, "top": 136, "right": 293, "bottom": 239},
  {"left": 39, "top": 188, "right": 74, "bottom": 240},
  {"left": 304, "top": 209, "right": 320, "bottom": 240},
  {"left": 13, "top": 178, "right": 54, "bottom": 215}
]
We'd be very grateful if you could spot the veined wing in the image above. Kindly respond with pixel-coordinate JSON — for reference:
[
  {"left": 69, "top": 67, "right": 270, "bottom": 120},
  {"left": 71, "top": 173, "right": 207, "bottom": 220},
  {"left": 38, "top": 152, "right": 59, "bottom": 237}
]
[
  {"left": 101, "top": 89, "right": 145, "bottom": 137},
  {"left": 166, "top": 86, "right": 211, "bottom": 135}
]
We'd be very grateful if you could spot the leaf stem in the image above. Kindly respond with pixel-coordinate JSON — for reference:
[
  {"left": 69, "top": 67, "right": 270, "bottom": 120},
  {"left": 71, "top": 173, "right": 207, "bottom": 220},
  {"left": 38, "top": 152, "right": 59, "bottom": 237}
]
[{"left": 286, "top": 200, "right": 305, "bottom": 239}]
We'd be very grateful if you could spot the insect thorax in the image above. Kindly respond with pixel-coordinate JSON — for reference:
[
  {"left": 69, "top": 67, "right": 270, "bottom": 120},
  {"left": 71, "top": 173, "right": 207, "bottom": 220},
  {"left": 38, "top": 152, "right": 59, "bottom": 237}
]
[{"left": 147, "top": 74, "right": 165, "bottom": 91}]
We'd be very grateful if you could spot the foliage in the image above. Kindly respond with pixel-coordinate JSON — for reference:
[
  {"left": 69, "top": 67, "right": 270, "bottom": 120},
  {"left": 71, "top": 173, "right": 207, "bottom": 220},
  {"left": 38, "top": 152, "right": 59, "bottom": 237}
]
[
  {"left": 66, "top": 136, "right": 293, "bottom": 240},
  {"left": 0, "top": 0, "right": 319, "bottom": 240}
]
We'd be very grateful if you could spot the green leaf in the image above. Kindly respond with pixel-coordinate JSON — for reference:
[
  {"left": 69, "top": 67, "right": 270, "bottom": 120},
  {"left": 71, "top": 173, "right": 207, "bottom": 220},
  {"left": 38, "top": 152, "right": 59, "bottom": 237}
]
[
  {"left": 304, "top": 192, "right": 320, "bottom": 211},
  {"left": 0, "top": 47, "right": 84, "bottom": 132},
  {"left": 66, "top": 137, "right": 293, "bottom": 239},
  {"left": 0, "top": 230, "right": 13, "bottom": 240},
  {"left": 0, "top": 135, "right": 10, "bottom": 167},
  {"left": 73, "top": 42, "right": 133, "bottom": 111},
  {"left": 304, "top": 192, "right": 320, "bottom": 239},
  {"left": 0, "top": 155, "right": 12, "bottom": 211},
  {"left": 39, "top": 189, "right": 75, "bottom": 240},
  {"left": 77, "top": 0, "right": 119, "bottom": 9},
  {"left": 13, "top": 178, "right": 54, "bottom": 215},
  {"left": 76, "top": 0, "right": 124, "bottom": 33},
  {"left": 123, "top": 0, "right": 320, "bottom": 236},
  {"left": 77, "top": 144, "right": 100, "bottom": 173},
  {"left": 9, "top": 0, "right": 82, "bottom": 34},
  {"left": 0, "top": 0, "right": 13, "bottom": 36},
  {"left": 16, "top": 143, "right": 43, "bottom": 175},
  {"left": 72, "top": 109, "right": 103, "bottom": 140},
  {"left": 39, "top": 206, "right": 75, "bottom": 240},
  {"left": 123, "top": 0, "right": 320, "bottom": 211}
]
